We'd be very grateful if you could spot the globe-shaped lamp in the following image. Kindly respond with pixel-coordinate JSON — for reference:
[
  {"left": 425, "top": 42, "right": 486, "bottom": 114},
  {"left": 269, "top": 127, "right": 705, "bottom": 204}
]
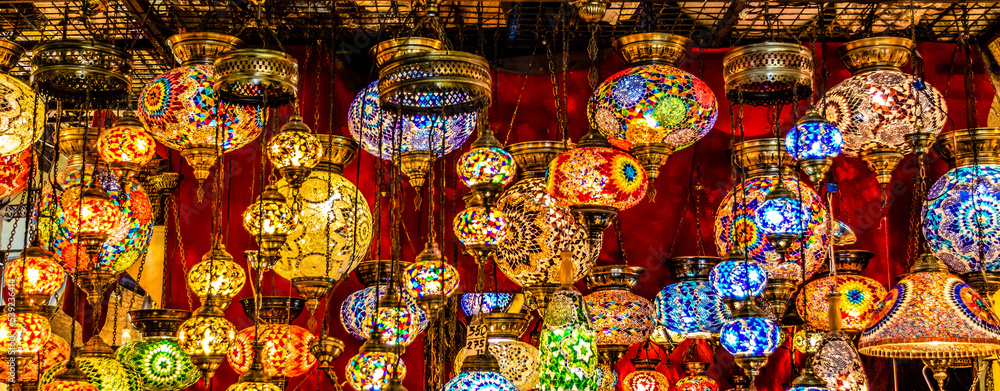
[
  {"left": 710, "top": 255, "right": 768, "bottom": 302},
  {"left": 274, "top": 135, "right": 372, "bottom": 282},
  {"left": 0, "top": 148, "right": 32, "bottom": 199},
  {"left": 116, "top": 337, "right": 199, "bottom": 391},
  {"left": 242, "top": 185, "right": 297, "bottom": 256},
  {"left": 228, "top": 324, "right": 316, "bottom": 377},
  {"left": 267, "top": 115, "right": 324, "bottom": 187},
  {"left": 654, "top": 280, "right": 728, "bottom": 339},
  {"left": 798, "top": 275, "right": 885, "bottom": 334},
  {"left": 362, "top": 288, "right": 423, "bottom": 347},
  {"left": 458, "top": 130, "right": 516, "bottom": 208},
  {"left": 345, "top": 336, "right": 406, "bottom": 391},
  {"left": 96, "top": 113, "right": 158, "bottom": 181},
  {"left": 443, "top": 371, "right": 518, "bottom": 391},
  {"left": 404, "top": 240, "right": 459, "bottom": 313},
  {"left": 460, "top": 293, "right": 514, "bottom": 317},
  {"left": 340, "top": 285, "right": 428, "bottom": 341},
  {"left": 720, "top": 313, "right": 781, "bottom": 375},
  {"left": 584, "top": 265, "right": 655, "bottom": 363},
  {"left": 60, "top": 184, "right": 123, "bottom": 252},
  {"left": 923, "top": 162, "right": 1000, "bottom": 274},
  {"left": 5, "top": 242, "right": 64, "bottom": 302},
  {"left": 176, "top": 307, "right": 237, "bottom": 381},
  {"left": 187, "top": 240, "right": 245, "bottom": 309},
  {"left": 621, "top": 359, "right": 670, "bottom": 391},
  {"left": 347, "top": 80, "right": 476, "bottom": 161},
  {"left": 589, "top": 33, "right": 717, "bottom": 184},
  {"left": 41, "top": 343, "right": 134, "bottom": 391},
  {"left": 0, "top": 311, "right": 51, "bottom": 357},
  {"left": 138, "top": 32, "right": 264, "bottom": 185},
  {"left": 785, "top": 109, "right": 843, "bottom": 184},
  {"left": 0, "top": 40, "right": 45, "bottom": 156},
  {"left": 454, "top": 206, "right": 508, "bottom": 248},
  {"left": 0, "top": 333, "right": 70, "bottom": 382}
]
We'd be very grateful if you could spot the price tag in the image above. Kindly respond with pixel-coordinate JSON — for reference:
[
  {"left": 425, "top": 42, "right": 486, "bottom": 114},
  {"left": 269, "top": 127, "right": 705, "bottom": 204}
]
[{"left": 465, "top": 322, "right": 489, "bottom": 355}]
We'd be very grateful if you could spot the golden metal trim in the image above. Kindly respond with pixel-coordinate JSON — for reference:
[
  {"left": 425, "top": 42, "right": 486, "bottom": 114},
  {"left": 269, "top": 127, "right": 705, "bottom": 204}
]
[
  {"left": 613, "top": 32, "right": 691, "bottom": 66},
  {"left": 370, "top": 37, "right": 445, "bottom": 69},
  {"left": 166, "top": 32, "right": 245, "bottom": 66},
  {"left": 836, "top": 37, "right": 915, "bottom": 74}
]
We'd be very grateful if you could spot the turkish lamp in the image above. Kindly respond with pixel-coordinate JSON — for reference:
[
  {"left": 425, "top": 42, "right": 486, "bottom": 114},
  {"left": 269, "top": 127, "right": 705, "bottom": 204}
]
[
  {"left": 537, "top": 257, "right": 600, "bottom": 391},
  {"left": 0, "top": 310, "right": 52, "bottom": 366},
  {"left": 760, "top": 276, "right": 798, "bottom": 323},
  {"left": 345, "top": 332, "right": 406, "bottom": 391},
  {"left": 41, "top": 358, "right": 98, "bottom": 391},
  {"left": 6, "top": 239, "right": 65, "bottom": 306},
  {"left": 177, "top": 305, "right": 237, "bottom": 383},
  {"left": 226, "top": 342, "right": 282, "bottom": 391},
  {"left": 622, "top": 357, "right": 670, "bottom": 391},
  {"left": 710, "top": 250, "right": 767, "bottom": 314},
  {"left": 66, "top": 182, "right": 124, "bottom": 310},
  {"left": 721, "top": 303, "right": 782, "bottom": 377},
  {"left": 453, "top": 194, "right": 508, "bottom": 266},
  {"left": 457, "top": 129, "right": 516, "bottom": 210},
  {"left": 363, "top": 286, "right": 422, "bottom": 347},
  {"left": 0, "top": 40, "right": 45, "bottom": 157},
  {"left": 785, "top": 109, "right": 843, "bottom": 186},
  {"left": 754, "top": 182, "right": 804, "bottom": 255},
  {"left": 403, "top": 240, "right": 459, "bottom": 314},
  {"left": 310, "top": 333, "right": 345, "bottom": 384},
  {"left": 96, "top": 112, "right": 158, "bottom": 183},
  {"left": 242, "top": 185, "right": 297, "bottom": 259},
  {"left": 675, "top": 361, "right": 720, "bottom": 391},
  {"left": 267, "top": 114, "right": 324, "bottom": 189},
  {"left": 187, "top": 238, "right": 245, "bottom": 309}
]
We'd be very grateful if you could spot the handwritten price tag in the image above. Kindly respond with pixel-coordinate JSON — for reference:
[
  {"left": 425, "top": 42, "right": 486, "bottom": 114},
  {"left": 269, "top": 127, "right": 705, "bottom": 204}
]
[{"left": 465, "top": 323, "right": 489, "bottom": 355}]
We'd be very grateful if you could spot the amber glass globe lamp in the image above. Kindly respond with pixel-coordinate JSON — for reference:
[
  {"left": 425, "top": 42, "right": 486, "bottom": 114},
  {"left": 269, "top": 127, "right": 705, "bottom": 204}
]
[
  {"left": 187, "top": 238, "right": 246, "bottom": 309},
  {"left": 96, "top": 113, "right": 158, "bottom": 182},
  {"left": 0, "top": 40, "right": 45, "bottom": 157},
  {"left": 242, "top": 185, "right": 297, "bottom": 258},
  {"left": 40, "top": 359, "right": 99, "bottom": 391},
  {"left": 177, "top": 305, "right": 237, "bottom": 382},
  {"left": 0, "top": 311, "right": 51, "bottom": 360},
  {"left": 62, "top": 184, "right": 122, "bottom": 254},
  {"left": 267, "top": 115, "right": 324, "bottom": 188}
]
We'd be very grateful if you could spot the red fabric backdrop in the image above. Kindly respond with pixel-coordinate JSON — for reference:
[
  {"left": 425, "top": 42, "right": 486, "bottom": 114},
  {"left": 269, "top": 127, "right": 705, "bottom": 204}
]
[{"left": 72, "top": 41, "right": 996, "bottom": 391}]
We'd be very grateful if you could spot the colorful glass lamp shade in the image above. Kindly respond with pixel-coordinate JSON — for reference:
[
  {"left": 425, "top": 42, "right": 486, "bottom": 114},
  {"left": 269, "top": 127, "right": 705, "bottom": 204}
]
[
  {"left": 584, "top": 265, "right": 655, "bottom": 364},
  {"left": 348, "top": 79, "right": 476, "bottom": 161},
  {"left": 138, "top": 32, "right": 264, "bottom": 190},
  {"left": 454, "top": 206, "right": 508, "bottom": 251},
  {"left": 340, "top": 285, "right": 428, "bottom": 341},
  {"left": 546, "top": 129, "right": 648, "bottom": 241},
  {"left": 754, "top": 183, "right": 807, "bottom": 254},
  {"left": 6, "top": 242, "right": 65, "bottom": 303},
  {"left": 0, "top": 311, "right": 51, "bottom": 359},
  {"left": 228, "top": 324, "right": 317, "bottom": 377},
  {"left": 823, "top": 37, "right": 947, "bottom": 189},
  {"left": 0, "top": 333, "right": 70, "bottom": 383},
  {"left": 460, "top": 293, "right": 514, "bottom": 317},
  {"left": 453, "top": 313, "right": 540, "bottom": 390},
  {"left": 655, "top": 257, "right": 728, "bottom": 339},
  {"left": 458, "top": 130, "right": 516, "bottom": 208},
  {"left": 187, "top": 239, "right": 246, "bottom": 309},
  {"left": 345, "top": 334, "right": 406, "bottom": 391},
  {"left": 404, "top": 240, "right": 459, "bottom": 313},
  {"left": 443, "top": 371, "right": 518, "bottom": 391},
  {"left": 242, "top": 185, "right": 298, "bottom": 259},
  {"left": 720, "top": 306, "right": 782, "bottom": 375},
  {"left": 362, "top": 287, "right": 424, "bottom": 347},
  {"left": 589, "top": 33, "right": 717, "bottom": 186},
  {"left": 96, "top": 113, "right": 158, "bottom": 182},
  {"left": 0, "top": 147, "right": 32, "bottom": 199},
  {"left": 675, "top": 362, "right": 719, "bottom": 391},
  {"left": 176, "top": 305, "right": 238, "bottom": 381},
  {"left": 267, "top": 115, "right": 324, "bottom": 188},
  {"left": 785, "top": 109, "right": 843, "bottom": 185},
  {"left": 715, "top": 173, "right": 828, "bottom": 279},
  {"left": 710, "top": 255, "right": 768, "bottom": 302},
  {"left": 117, "top": 334, "right": 199, "bottom": 391},
  {"left": 537, "top": 286, "right": 600, "bottom": 391},
  {"left": 274, "top": 135, "right": 372, "bottom": 305},
  {"left": 0, "top": 40, "right": 45, "bottom": 157},
  {"left": 798, "top": 251, "right": 885, "bottom": 334},
  {"left": 859, "top": 253, "right": 1000, "bottom": 358},
  {"left": 813, "top": 330, "right": 869, "bottom": 391},
  {"left": 622, "top": 358, "right": 670, "bottom": 391}
]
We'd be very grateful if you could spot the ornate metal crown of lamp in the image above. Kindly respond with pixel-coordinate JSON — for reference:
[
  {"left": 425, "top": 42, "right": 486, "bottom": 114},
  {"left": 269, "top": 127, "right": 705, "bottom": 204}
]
[
  {"left": 723, "top": 42, "right": 814, "bottom": 106},
  {"left": 0, "top": 40, "right": 45, "bottom": 157},
  {"left": 825, "top": 37, "right": 948, "bottom": 189},
  {"left": 588, "top": 32, "right": 716, "bottom": 195},
  {"left": 31, "top": 39, "right": 132, "bottom": 104}
]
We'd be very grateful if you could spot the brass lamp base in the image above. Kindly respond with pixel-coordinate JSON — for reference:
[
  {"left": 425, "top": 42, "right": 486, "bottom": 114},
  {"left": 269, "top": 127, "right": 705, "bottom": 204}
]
[
  {"left": 418, "top": 294, "right": 447, "bottom": 315},
  {"left": 292, "top": 276, "right": 336, "bottom": 312},
  {"left": 766, "top": 233, "right": 798, "bottom": 255},
  {"left": 733, "top": 356, "right": 769, "bottom": 376},
  {"left": 180, "top": 146, "right": 219, "bottom": 202},
  {"left": 861, "top": 148, "right": 903, "bottom": 189},
  {"left": 395, "top": 151, "right": 435, "bottom": 206},
  {"left": 905, "top": 132, "right": 936, "bottom": 156},
  {"left": 922, "top": 358, "right": 952, "bottom": 391},
  {"left": 190, "top": 354, "right": 226, "bottom": 383},
  {"left": 571, "top": 204, "right": 619, "bottom": 242},
  {"left": 631, "top": 142, "right": 672, "bottom": 201},
  {"left": 471, "top": 182, "right": 503, "bottom": 210},
  {"left": 761, "top": 278, "right": 798, "bottom": 321},
  {"left": 74, "top": 269, "right": 119, "bottom": 310},
  {"left": 597, "top": 344, "right": 629, "bottom": 365},
  {"left": 278, "top": 166, "right": 311, "bottom": 190},
  {"left": 310, "top": 335, "right": 345, "bottom": 371},
  {"left": 799, "top": 157, "right": 832, "bottom": 186}
]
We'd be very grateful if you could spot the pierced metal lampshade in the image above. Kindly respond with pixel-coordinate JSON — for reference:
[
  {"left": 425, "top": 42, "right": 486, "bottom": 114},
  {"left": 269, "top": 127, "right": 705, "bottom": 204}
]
[
  {"left": 31, "top": 40, "right": 132, "bottom": 104},
  {"left": 378, "top": 50, "right": 491, "bottom": 115},
  {"left": 723, "top": 42, "right": 813, "bottom": 106},
  {"left": 214, "top": 48, "right": 299, "bottom": 107}
]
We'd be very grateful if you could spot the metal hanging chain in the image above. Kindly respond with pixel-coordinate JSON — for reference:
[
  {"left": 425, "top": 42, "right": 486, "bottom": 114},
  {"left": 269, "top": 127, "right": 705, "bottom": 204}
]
[
  {"left": 587, "top": 22, "right": 600, "bottom": 90},
  {"left": 546, "top": 29, "right": 564, "bottom": 141}
]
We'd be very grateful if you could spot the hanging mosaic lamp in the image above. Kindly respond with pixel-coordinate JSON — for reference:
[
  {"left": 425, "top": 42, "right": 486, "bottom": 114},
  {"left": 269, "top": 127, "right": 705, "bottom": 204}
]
[
  {"left": 709, "top": 251, "right": 768, "bottom": 306},
  {"left": 589, "top": 33, "right": 717, "bottom": 189},
  {"left": 0, "top": 40, "right": 44, "bottom": 156},
  {"left": 859, "top": 253, "right": 1000, "bottom": 385},
  {"left": 118, "top": 309, "right": 199, "bottom": 391},
  {"left": 31, "top": 39, "right": 131, "bottom": 105},
  {"left": 138, "top": 33, "right": 264, "bottom": 194},
  {"left": 453, "top": 313, "right": 540, "bottom": 391},
  {"left": 459, "top": 293, "right": 514, "bottom": 317},
  {"left": 242, "top": 185, "right": 298, "bottom": 261},
  {"left": 797, "top": 250, "right": 885, "bottom": 335},
  {"left": 341, "top": 262, "right": 429, "bottom": 341},
  {"left": 349, "top": 38, "right": 475, "bottom": 162},
  {"left": 584, "top": 265, "right": 655, "bottom": 364},
  {"left": 96, "top": 112, "right": 158, "bottom": 183},
  {"left": 443, "top": 326, "right": 518, "bottom": 391},
  {"left": 720, "top": 303, "right": 782, "bottom": 376},
  {"left": 267, "top": 114, "right": 323, "bottom": 189},
  {"left": 813, "top": 293, "right": 870, "bottom": 391},
  {"left": 362, "top": 287, "right": 424, "bottom": 347},
  {"left": 228, "top": 324, "right": 317, "bottom": 378},
  {"left": 176, "top": 304, "right": 238, "bottom": 382},
  {"left": 0, "top": 147, "right": 31, "bottom": 200},
  {"left": 824, "top": 37, "right": 947, "bottom": 189},
  {"left": 5, "top": 240, "right": 64, "bottom": 305},
  {"left": 621, "top": 356, "right": 670, "bottom": 391},
  {"left": 723, "top": 42, "right": 814, "bottom": 106},
  {"left": 715, "top": 139, "right": 830, "bottom": 279},
  {"left": 792, "top": 328, "right": 825, "bottom": 356},
  {"left": 41, "top": 338, "right": 134, "bottom": 391},
  {"left": 654, "top": 257, "right": 729, "bottom": 339},
  {"left": 0, "top": 310, "right": 51, "bottom": 362},
  {"left": 63, "top": 182, "right": 126, "bottom": 311},
  {"left": 186, "top": 238, "right": 246, "bottom": 310},
  {"left": 754, "top": 182, "right": 806, "bottom": 255},
  {"left": 785, "top": 109, "right": 843, "bottom": 185},
  {"left": 496, "top": 141, "right": 594, "bottom": 313},
  {"left": 595, "top": 362, "right": 616, "bottom": 391},
  {"left": 454, "top": 194, "right": 508, "bottom": 266},
  {"left": 38, "top": 129, "right": 154, "bottom": 277},
  {"left": 546, "top": 128, "right": 648, "bottom": 241},
  {"left": 924, "top": 127, "right": 1000, "bottom": 288},
  {"left": 0, "top": 332, "right": 70, "bottom": 384},
  {"left": 785, "top": 367, "right": 829, "bottom": 391},
  {"left": 537, "top": 285, "right": 600, "bottom": 391},
  {"left": 39, "top": 359, "right": 98, "bottom": 391},
  {"left": 403, "top": 239, "right": 459, "bottom": 314},
  {"left": 273, "top": 135, "right": 372, "bottom": 310},
  {"left": 224, "top": 341, "right": 282, "bottom": 391},
  {"left": 675, "top": 361, "right": 719, "bottom": 391},
  {"left": 345, "top": 333, "right": 406, "bottom": 391},
  {"left": 457, "top": 128, "right": 516, "bottom": 209}
]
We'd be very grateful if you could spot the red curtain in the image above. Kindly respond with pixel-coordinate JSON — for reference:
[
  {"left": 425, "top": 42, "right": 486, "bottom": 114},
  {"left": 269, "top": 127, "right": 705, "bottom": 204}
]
[{"left": 74, "top": 41, "right": 994, "bottom": 391}]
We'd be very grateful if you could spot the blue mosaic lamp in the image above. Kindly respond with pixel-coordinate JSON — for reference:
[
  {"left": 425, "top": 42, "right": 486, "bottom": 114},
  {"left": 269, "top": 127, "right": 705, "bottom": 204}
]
[
  {"left": 654, "top": 257, "right": 729, "bottom": 339},
  {"left": 785, "top": 109, "right": 843, "bottom": 185},
  {"left": 720, "top": 304, "right": 782, "bottom": 376},
  {"left": 754, "top": 183, "right": 805, "bottom": 255},
  {"left": 710, "top": 253, "right": 768, "bottom": 303},
  {"left": 460, "top": 293, "right": 515, "bottom": 317}
]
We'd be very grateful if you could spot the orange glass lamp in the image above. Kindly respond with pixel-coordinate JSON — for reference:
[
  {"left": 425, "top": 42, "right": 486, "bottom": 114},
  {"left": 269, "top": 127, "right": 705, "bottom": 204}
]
[
  {"left": 187, "top": 238, "right": 246, "bottom": 310},
  {"left": 6, "top": 240, "right": 65, "bottom": 305},
  {"left": 242, "top": 185, "right": 297, "bottom": 260},
  {"left": 267, "top": 115, "right": 324, "bottom": 189},
  {"left": 39, "top": 359, "right": 99, "bottom": 391},
  {"left": 177, "top": 305, "right": 237, "bottom": 382},
  {"left": 61, "top": 183, "right": 124, "bottom": 310},
  {"left": 622, "top": 356, "right": 671, "bottom": 391},
  {"left": 0, "top": 333, "right": 70, "bottom": 383},
  {"left": 0, "top": 311, "right": 51, "bottom": 362},
  {"left": 96, "top": 113, "right": 158, "bottom": 182},
  {"left": 228, "top": 324, "right": 317, "bottom": 378},
  {"left": 797, "top": 250, "right": 885, "bottom": 335}
]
